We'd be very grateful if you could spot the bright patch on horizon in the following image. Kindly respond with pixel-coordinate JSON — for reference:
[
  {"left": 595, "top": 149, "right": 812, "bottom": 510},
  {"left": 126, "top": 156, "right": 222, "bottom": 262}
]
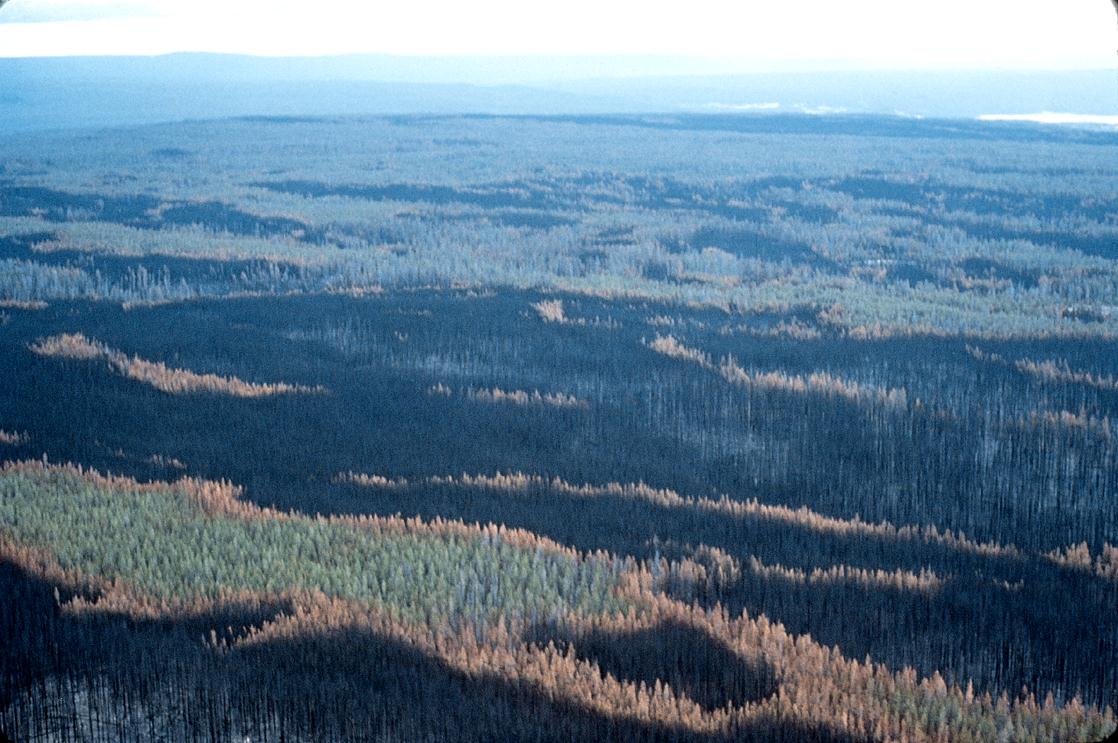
[{"left": 977, "top": 112, "right": 1118, "bottom": 127}]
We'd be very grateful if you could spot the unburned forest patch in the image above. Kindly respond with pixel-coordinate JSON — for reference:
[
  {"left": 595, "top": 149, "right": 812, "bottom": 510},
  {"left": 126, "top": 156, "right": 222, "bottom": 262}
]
[{"left": 0, "top": 461, "right": 624, "bottom": 621}]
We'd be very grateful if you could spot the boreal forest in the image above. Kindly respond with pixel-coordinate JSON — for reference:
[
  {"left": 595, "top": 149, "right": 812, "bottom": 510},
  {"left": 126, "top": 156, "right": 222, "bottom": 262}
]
[{"left": 0, "top": 112, "right": 1116, "bottom": 742}]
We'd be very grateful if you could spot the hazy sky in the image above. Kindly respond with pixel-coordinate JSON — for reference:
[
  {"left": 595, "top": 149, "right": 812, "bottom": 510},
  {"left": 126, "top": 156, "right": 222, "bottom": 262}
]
[{"left": 0, "top": 0, "right": 1114, "bottom": 69}]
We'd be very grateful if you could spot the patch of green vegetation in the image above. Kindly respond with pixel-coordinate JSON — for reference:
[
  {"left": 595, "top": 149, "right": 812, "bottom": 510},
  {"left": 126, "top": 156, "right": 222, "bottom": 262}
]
[{"left": 0, "top": 466, "right": 627, "bottom": 624}]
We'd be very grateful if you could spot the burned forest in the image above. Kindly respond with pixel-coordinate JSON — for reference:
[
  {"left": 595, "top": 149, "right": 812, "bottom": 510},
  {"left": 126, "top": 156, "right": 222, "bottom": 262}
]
[{"left": 0, "top": 113, "right": 1116, "bottom": 742}]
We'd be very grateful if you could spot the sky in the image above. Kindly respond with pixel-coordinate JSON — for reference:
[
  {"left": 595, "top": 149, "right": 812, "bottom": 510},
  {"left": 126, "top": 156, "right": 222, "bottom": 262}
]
[{"left": 0, "top": 0, "right": 1115, "bottom": 71}]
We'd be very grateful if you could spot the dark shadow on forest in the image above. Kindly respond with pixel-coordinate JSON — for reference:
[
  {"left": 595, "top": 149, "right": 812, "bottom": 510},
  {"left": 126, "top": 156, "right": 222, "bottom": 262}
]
[
  {"left": 526, "top": 619, "right": 780, "bottom": 712},
  {"left": 668, "top": 226, "right": 840, "bottom": 272},
  {"left": 828, "top": 176, "right": 1117, "bottom": 227},
  {"left": 0, "top": 230, "right": 316, "bottom": 292},
  {"left": 0, "top": 558, "right": 865, "bottom": 743},
  {"left": 0, "top": 559, "right": 294, "bottom": 713},
  {"left": 0, "top": 184, "right": 329, "bottom": 244},
  {"left": 253, "top": 173, "right": 833, "bottom": 227},
  {"left": 2, "top": 291, "right": 1116, "bottom": 709},
  {"left": 324, "top": 475, "right": 1117, "bottom": 708}
]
